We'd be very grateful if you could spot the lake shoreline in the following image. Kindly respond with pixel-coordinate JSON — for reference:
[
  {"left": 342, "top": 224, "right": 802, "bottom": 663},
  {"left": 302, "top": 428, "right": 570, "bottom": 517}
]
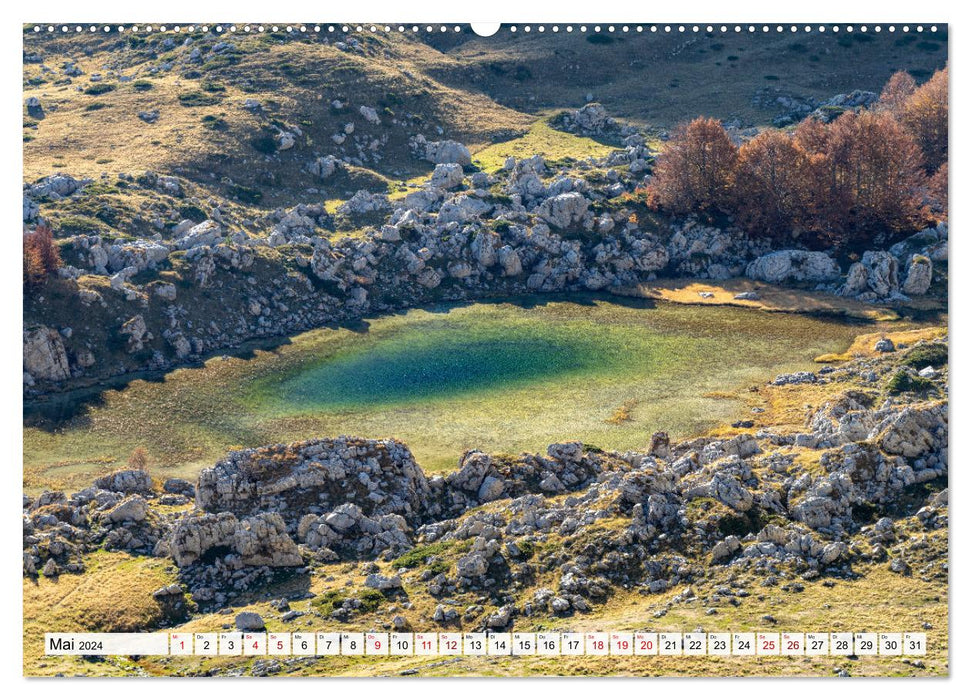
[
  {"left": 24, "top": 280, "right": 944, "bottom": 417},
  {"left": 24, "top": 292, "right": 931, "bottom": 495}
]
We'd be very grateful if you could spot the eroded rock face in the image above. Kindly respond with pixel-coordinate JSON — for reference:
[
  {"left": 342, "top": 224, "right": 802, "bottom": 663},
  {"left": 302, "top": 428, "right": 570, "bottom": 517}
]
[
  {"left": 196, "top": 437, "right": 432, "bottom": 524},
  {"left": 861, "top": 250, "right": 899, "bottom": 298},
  {"left": 23, "top": 327, "right": 70, "bottom": 382},
  {"left": 169, "top": 512, "right": 301, "bottom": 568}
]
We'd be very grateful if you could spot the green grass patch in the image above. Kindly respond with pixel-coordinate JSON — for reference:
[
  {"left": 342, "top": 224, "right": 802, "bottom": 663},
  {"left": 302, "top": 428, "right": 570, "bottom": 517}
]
[
  {"left": 473, "top": 119, "right": 614, "bottom": 173},
  {"left": 392, "top": 542, "right": 454, "bottom": 569}
]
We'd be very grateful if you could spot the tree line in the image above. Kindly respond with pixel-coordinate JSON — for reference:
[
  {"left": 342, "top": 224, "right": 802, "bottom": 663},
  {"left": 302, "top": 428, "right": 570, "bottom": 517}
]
[{"left": 645, "top": 67, "right": 947, "bottom": 249}]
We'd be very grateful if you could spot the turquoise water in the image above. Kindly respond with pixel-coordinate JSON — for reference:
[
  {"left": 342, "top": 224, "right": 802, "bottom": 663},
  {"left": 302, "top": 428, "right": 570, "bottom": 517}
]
[{"left": 269, "top": 316, "right": 636, "bottom": 409}]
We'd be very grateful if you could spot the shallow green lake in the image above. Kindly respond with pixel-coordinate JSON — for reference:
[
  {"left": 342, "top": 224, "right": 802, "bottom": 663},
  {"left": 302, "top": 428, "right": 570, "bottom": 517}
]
[{"left": 24, "top": 295, "right": 883, "bottom": 491}]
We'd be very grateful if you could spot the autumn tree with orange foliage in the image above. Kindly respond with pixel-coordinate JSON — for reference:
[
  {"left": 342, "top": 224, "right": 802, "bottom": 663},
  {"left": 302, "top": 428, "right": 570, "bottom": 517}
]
[
  {"left": 926, "top": 162, "right": 948, "bottom": 219},
  {"left": 900, "top": 67, "right": 948, "bottom": 171},
  {"left": 647, "top": 117, "right": 738, "bottom": 215},
  {"left": 733, "top": 130, "right": 815, "bottom": 242},
  {"left": 877, "top": 70, "right": 917, "bottom": 116},
  {"left": 23, "top": 224, "right": 61, "bottom": 288},
  {"left": 643, "top": 69, "right": 943, "bottom": 249},
  {"left": 824, "top": 111, "right": 929, "bottom": 240}
]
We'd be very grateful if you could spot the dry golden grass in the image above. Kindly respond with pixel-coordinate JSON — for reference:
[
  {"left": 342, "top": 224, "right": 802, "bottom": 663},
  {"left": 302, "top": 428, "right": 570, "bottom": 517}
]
[
  {"left": 605, "top": 399, "right": 638, "bottom": 425},
  {"left": 23, "top": 550, "right": 177, "bottom": 676},
  {"left": 23, "top": 32, "right": 533, "bottom": 187},
  {"left": 620, "top": 278, "right": 901, "bottom": 319},
  {"left": 29, "top": 548, "right": 943, "bottom": 677},
  {"left": 815, "top": 326, "right": 947, "bottom": 363}
]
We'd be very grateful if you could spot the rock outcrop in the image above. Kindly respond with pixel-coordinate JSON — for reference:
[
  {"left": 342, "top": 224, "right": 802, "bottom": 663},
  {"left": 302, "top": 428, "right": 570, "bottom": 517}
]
[
  {"left": 23, "top": 327, "right": 70, "bottom": 382},
  {"left": 745, "top": 250, "right": 841, "bottom": 285}
]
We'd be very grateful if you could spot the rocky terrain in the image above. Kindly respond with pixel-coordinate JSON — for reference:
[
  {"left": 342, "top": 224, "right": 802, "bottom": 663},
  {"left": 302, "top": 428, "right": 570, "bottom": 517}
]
[
  {"left": 23, "top": 28, "right": 948, "bottom": 398},
  {"left": 22, "top": 142, "right": 948, "bottom": 396},
  {"left": 24, "top": 337, "right": 948, "bottom": 670},
  {"left": 22, "top": 26, "right": 949, "bottom": 678}
]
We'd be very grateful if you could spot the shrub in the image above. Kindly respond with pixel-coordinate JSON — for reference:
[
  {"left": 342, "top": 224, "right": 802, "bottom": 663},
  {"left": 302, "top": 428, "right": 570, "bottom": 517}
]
[
  {"left": 886, "top": 369, "right": 934, "bottom": 395},
  {"left": 178, "top": 91, "right": 221, "bottom": 107},
  {"left": 392, "top": 542, "right": 452, "bottom": 569},
  {"left": 23, "top": 225, "right": 61, "bottom": 288},
  {"left": 250, "top": 131, "right": 278, "bottom": 154},
  {"left": 902, "top": 344, "right": 947, "bottom": 369},
  {"left": 84, "top": 83, "right": 115, "bottom": 95}
]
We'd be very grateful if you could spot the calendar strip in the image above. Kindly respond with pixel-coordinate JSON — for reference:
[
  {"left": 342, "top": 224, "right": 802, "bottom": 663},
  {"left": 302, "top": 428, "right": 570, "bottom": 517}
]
[{"left": 45, "top": 632, "right": 927, "bottom": 657}]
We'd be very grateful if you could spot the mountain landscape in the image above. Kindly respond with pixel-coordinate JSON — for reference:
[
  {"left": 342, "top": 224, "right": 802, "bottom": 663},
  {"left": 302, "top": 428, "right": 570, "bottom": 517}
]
[{"left": 23, "top": 24, "right": 948, "bottom": 677}]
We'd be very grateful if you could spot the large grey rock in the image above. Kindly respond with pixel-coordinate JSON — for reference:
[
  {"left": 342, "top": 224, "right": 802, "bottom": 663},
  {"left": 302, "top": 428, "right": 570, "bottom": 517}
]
[
  {"left": 196, "top": 438, "right": 431, "bottom": 525},
  {"left": 104, "top": 495, "right": 148, "bottom": 523},
  {"left": 902, "top": 255, "right": 933, "bottom": 296},
  {"left": 872, "top": 404, "right": 947, "bottom": 459},
  {"left": 708, "top": 472, "right": 754, "bottom": 512},
  {"left": 235, "top": 612, "right": 265, "bottom": 631},
  {"left": 497, "top": 245, "right": 522, "bottom": 276},
  {"left": 429, "top": 163, "right": 464, "bottom": 190},
  {"left": 338, "top": 190, "right": 390, "bottom": 216},
  {"left": 175, "top": 220, "right": 222, "bottom": 250},
  {"left": 456, "top": 552, "right": 489, "bottom": 578},
  {"left": 23, "top": 327, "right": 70, "bottom": 382},
  {"left": 437, "top": 195, "right": 490, "bottom": 224},
  {"left": 364, "top": 573, "right": 401, "bottom": 590},
  {"left": 573, "top": 103, "right": 611, "bottom": 133},
  {"left": 537, "top": 192, "right": 589, "bottom": 229},
  {"left": 477, "top": 476, "right": 506, "bottom": 503},
  {"left": 709, "top": 536, "right": 741, "bottom": 563},
  {"left": 447, "top": 451, "right": 492, "bottom": 493},
  {"left": 418, "top": 138, "right": 471, "bottom": 167},
  {"left": 839, "top": 262, "right": 869, "bottom": 297},
  {"left": 94, "top": 469, "right": 153, "bottom": 494},
  {"left": 746, "top": 250, "right": 841, "bottom": 284}
]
